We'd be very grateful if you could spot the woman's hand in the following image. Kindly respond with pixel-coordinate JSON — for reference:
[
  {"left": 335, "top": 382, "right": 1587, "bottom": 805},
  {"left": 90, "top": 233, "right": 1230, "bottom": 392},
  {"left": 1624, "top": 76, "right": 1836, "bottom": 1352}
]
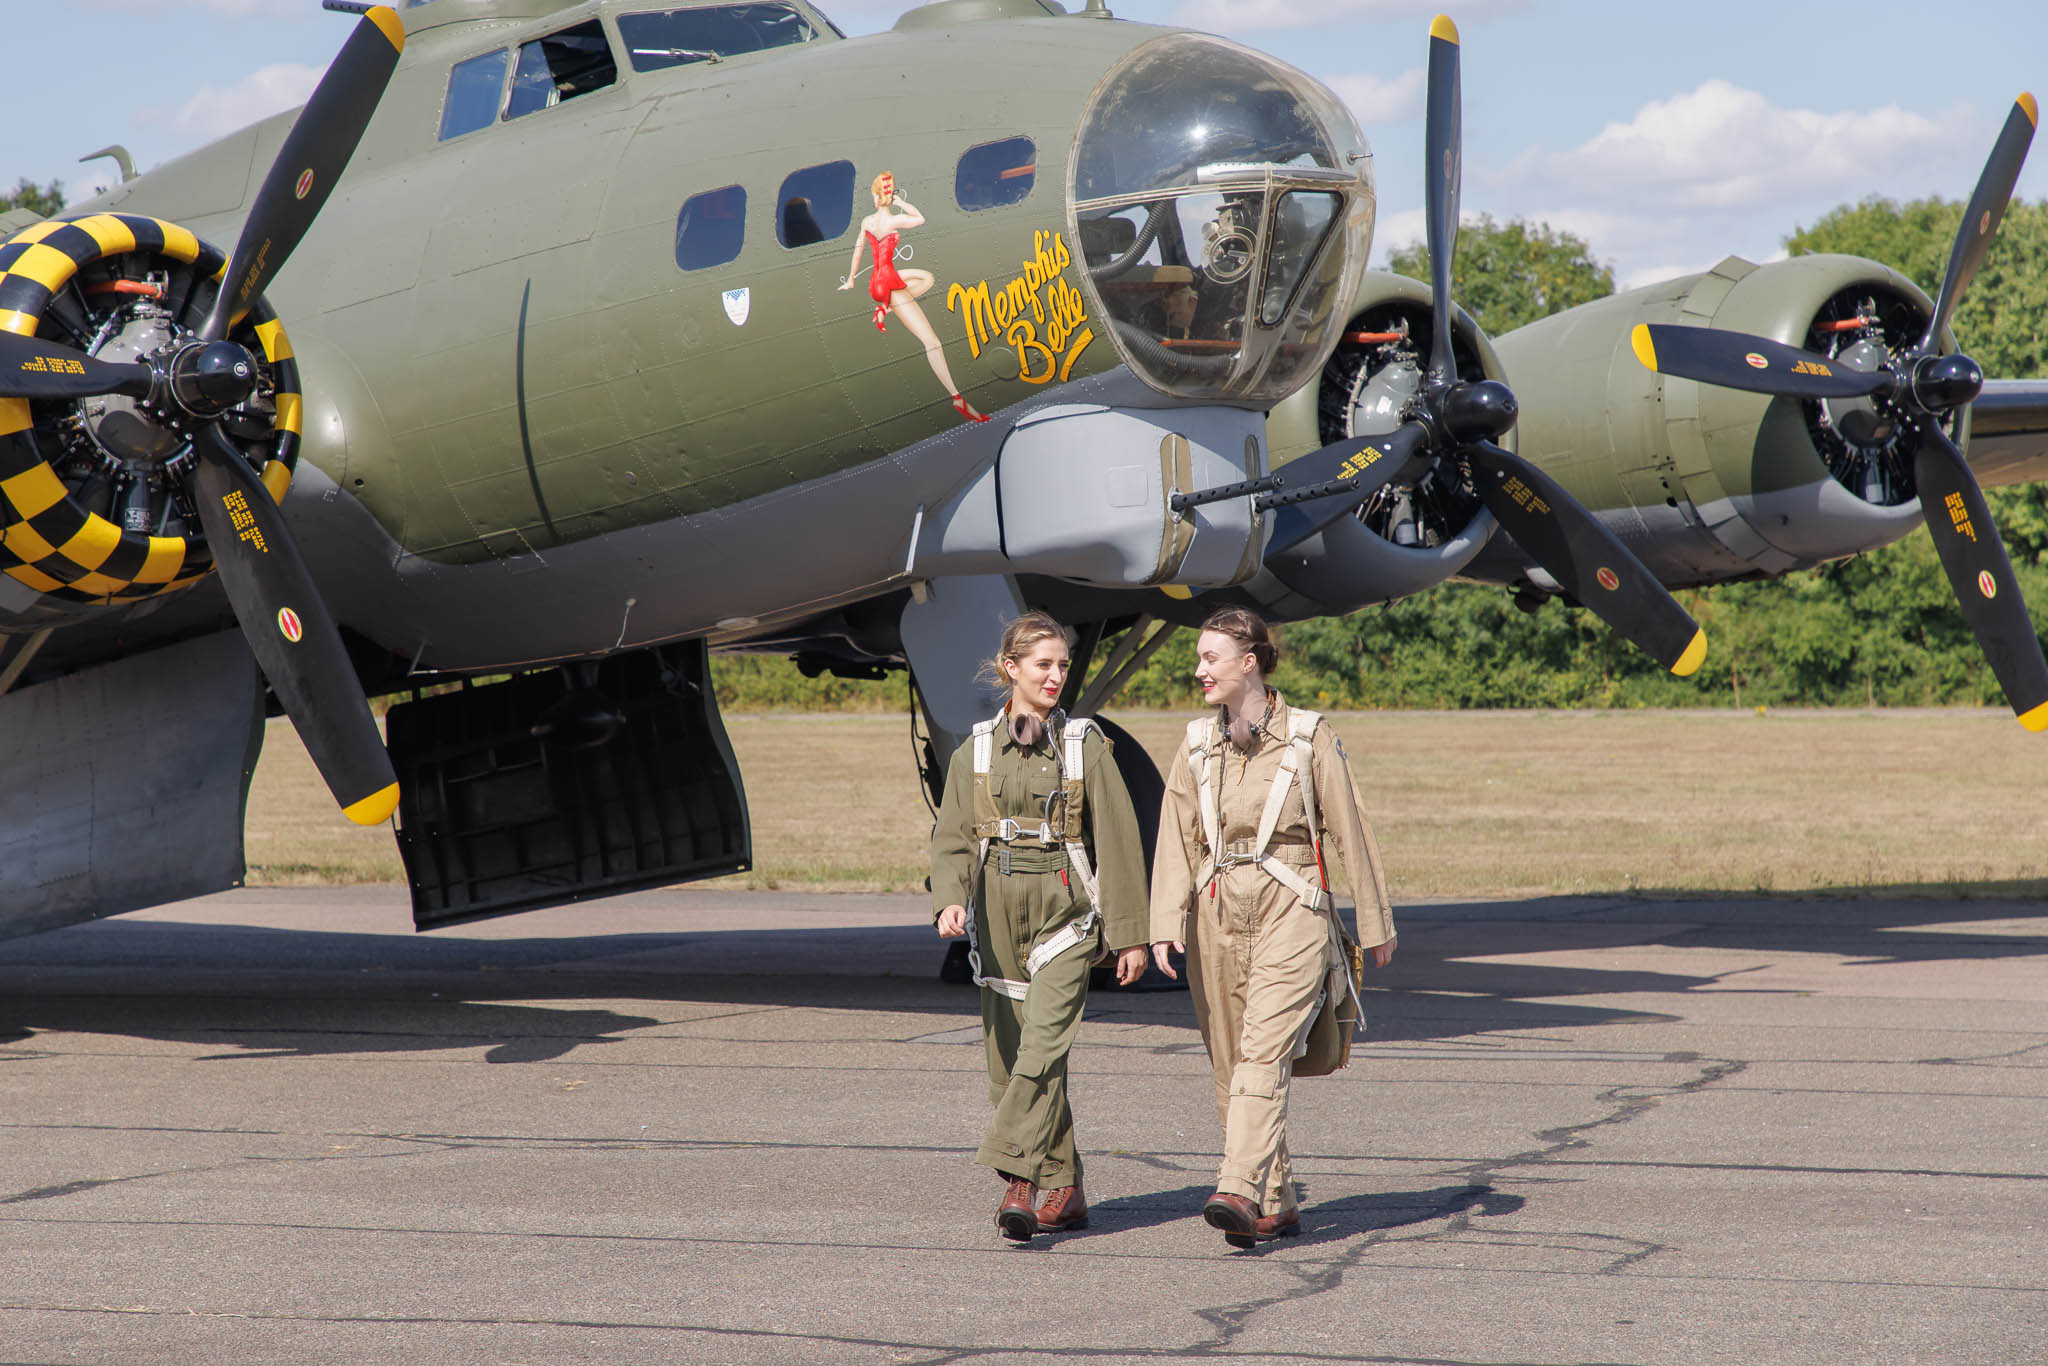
[
  {"left": 1151, "top": 939, "right": 1184, "bottom": 980},
  {"left": 1370, "top": 934, "right": 1397, "bottom": 969},
  {"left": 837, "top": 278, "right": 854, "bottom": 290},
  {"left": 1114, "top": 945, "right": 1148, "bottom": 986},
  {"left": 936, "top": 905, "right": 967, "bottom": 938}
]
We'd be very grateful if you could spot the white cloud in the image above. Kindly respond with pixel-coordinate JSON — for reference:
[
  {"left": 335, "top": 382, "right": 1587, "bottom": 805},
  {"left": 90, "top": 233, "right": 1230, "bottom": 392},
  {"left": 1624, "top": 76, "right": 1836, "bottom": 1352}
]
[
  {"left": 1328, "top": 67, "right": 1425, "bottom": 125},
  {"left": 1173, "top": 0, "right": 1522, "bottom": 33},
  {"left": 1505, "top": 80, "right": 1977, "bottom": 214},
  {"left": 140, "top": 62, "right": 321, "bottom": 145}
]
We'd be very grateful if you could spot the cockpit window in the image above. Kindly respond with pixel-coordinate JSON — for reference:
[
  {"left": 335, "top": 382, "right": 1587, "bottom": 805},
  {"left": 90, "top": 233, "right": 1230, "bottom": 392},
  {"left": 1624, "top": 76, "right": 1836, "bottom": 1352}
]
[
  {"left": 618, "top": 6, "right": 821, "bottom": 71},
  {"left": 955, "top": 136, "right": 1036, "bottom": 212},
  {"left": 504, "top": 21, "right": 617, "bottom": 120},
  {"left": 439, "top": 48, "right": 509, "bottom": 141}
]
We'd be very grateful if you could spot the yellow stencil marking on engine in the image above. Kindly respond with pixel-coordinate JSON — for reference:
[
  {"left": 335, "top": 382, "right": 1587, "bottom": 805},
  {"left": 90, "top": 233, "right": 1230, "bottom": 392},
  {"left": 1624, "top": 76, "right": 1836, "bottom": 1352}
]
[{"left": 1, "top": 462, "right": 67, "bottom": 519}]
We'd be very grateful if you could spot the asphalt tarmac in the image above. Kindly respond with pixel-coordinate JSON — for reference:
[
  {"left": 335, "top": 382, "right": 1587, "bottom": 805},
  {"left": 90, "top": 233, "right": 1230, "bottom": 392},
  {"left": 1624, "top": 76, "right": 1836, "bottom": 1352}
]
[{"left": 2, "top": 887, "right": 2043, "bottom": 1365}]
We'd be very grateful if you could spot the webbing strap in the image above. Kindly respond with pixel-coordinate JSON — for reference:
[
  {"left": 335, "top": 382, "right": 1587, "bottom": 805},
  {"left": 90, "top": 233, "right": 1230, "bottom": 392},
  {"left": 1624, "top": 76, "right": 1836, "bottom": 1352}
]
[
  {"left": 964, "top": 709, "right": 1103, "bottom": 998},
  {"left": 1188, "top": 707, "right": 1332, "bottom": 912}
]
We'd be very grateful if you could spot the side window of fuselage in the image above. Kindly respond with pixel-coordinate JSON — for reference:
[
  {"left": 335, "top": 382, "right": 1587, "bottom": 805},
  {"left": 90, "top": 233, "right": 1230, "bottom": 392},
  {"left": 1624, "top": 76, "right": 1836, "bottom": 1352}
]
[
  {"left": 955, "top": 136, "right": 1036, "bottom": 212},
  {"left": 677, "top": 185, "right": 748, "bottom": 270},
  {"left": 505, "top": 21, "right": 618, "bottom": 120},
  {"left": 776, "top": 160, "right": 854, "bottom": 248},
  {"left": 439, "top": 48, "right": 510, "bottom": 141}
]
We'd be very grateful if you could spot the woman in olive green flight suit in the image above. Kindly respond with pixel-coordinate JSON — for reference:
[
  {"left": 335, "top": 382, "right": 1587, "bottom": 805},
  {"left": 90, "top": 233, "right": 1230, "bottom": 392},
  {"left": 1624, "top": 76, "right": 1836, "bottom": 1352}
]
[{"left": 931, "top": 611, "right": 1150, "bottom": 1243}]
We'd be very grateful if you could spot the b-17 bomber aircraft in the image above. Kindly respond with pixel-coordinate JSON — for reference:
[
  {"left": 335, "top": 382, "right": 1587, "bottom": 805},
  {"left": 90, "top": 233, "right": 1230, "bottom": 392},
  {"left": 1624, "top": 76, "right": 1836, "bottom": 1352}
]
[{"left": 1, "top": 0, "right": 2044, "bottom": 944}]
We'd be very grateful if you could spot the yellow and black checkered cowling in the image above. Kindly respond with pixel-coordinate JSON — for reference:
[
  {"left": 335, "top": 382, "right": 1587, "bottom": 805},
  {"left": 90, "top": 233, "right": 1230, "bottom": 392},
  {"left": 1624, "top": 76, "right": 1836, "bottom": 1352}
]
[{"left": 0, "top": 212, "right": 300, "bottom": 608}]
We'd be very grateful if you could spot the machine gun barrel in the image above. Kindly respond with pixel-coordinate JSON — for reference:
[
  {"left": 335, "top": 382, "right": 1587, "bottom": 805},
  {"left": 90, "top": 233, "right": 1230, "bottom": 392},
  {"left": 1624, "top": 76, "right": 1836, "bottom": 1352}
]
[{"left": 1169, "top": 473, "right": 1285, "bottom": 513}]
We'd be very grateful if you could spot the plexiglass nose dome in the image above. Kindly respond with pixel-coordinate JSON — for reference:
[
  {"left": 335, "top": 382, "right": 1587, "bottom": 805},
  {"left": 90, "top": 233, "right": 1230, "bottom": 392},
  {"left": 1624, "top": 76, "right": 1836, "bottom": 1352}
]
[{"left": 1070, "top": 34, "right": 1375, "bottom": 403}]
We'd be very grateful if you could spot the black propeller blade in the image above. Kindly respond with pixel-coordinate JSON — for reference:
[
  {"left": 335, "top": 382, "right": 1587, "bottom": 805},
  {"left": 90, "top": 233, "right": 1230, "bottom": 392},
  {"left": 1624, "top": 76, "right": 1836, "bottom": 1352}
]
[
  {"left": 1466, "top": 441, "right": 1705, "bottom": 676},
  {"left": 1912, "top": 427, "right": 2048, "bottom": 728},
  {"left": 1263, "top": 13, "right": 1705, "bottom": 675},
  {"left": 1923, "top": 94, "right": 2038, "bottom": 352},
  {"left": 1630, "top": 92, "right": 2046, "bottom": 729},
  {"left": 0, "top": 332, "right": 152, "bottom": 400},
  {"left": 1264, "top": 425, "right": 1431, "bottom": 555},
  {"left": 1630, "top": 323, "right": 1889, "bottom": 401},
  {"left": 173, "top": 4, "right": 408, "bottom": 820},
  {"left": 1423, "top": 14, "right": 1462, "bottom": 390},
  {"left": 201, "top": 6, "right": 405, "bottom": 342},
  {"left": 189, "top": 428, "right": 399, "bottom": 819}
]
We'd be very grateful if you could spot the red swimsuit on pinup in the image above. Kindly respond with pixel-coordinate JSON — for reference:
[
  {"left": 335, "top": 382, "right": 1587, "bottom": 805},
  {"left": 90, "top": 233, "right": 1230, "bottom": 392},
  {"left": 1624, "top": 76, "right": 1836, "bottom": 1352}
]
[{"left": 866, "top": 229, "right": 906, "bottom": 329}]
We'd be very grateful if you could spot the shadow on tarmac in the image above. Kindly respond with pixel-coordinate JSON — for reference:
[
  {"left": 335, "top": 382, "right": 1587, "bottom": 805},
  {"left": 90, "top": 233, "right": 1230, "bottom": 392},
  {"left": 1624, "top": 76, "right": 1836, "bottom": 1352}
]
[
  {"left": 0, "top": 892, "right": 2039, "bottom": 1062},
  {"left": 1079, "top": 1181, "right": 1523, "bottom": 1245}
]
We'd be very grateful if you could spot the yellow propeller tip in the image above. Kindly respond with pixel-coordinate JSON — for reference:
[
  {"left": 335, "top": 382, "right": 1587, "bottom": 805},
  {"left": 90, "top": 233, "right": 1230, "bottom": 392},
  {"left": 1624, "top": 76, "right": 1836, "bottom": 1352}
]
[
  {"left": 1630, "top": 323, "right": 1658, "bottom": 373},
  {"left": 368, "top": 5, "right": 406, "bottom": 51},
  {"left": 344, "top": 781, "right": 401, "bottom": 826},
  {"left": 1669, "top": 628, "right": 1708, "bottom": 678},
  {"left": 2020, "top": 93, "right": 2039, "bottom": 127},
  {"left": 1430, "top": 14, "right": 1460, "bottom": 43},
  {"left": 2018, "top": 699, "right": 2048, "bottom": 732}
]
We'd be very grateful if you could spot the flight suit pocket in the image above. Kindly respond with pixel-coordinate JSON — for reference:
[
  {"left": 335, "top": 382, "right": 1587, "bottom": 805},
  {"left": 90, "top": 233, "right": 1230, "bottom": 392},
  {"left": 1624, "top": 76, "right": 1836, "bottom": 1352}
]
[{"left": 1229, "top": 1061, "right": 1282, "bottom": 1099}]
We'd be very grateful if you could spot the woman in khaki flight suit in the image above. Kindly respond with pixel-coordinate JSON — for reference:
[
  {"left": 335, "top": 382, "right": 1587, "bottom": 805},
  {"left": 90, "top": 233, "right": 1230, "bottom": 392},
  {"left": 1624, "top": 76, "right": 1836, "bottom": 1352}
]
[
  {"left": 1150, "top": 607, "right": 1398, "bottom": 1247},
  {"left": 931, "top": 612, "right": 1150, "bottom": 1242}
]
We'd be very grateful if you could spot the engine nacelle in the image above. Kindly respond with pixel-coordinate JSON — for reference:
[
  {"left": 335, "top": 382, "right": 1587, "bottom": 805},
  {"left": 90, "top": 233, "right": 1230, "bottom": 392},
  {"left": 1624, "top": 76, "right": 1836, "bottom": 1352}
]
[
  {"left": 1488, "top": 253, "right": 1956, "bottom": 587},
  {"left": 1245, "top": 269, "right": 1508, "bottom": 618},
  {"left": 0, "top": 213, "right": 299, "bottom": 632}
]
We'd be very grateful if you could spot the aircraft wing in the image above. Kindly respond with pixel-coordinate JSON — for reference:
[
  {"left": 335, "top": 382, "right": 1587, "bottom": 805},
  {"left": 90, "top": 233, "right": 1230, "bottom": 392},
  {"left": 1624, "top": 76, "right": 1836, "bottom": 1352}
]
[{"left": 1967, "top": 379, "right": 2048, "bottom": 488}]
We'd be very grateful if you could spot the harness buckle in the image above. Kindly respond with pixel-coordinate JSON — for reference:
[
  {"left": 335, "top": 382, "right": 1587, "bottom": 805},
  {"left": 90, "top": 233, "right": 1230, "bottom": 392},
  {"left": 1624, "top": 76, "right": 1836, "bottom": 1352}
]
[{"left": 998, "top": 847, "right": 1012, "bottom": 875}]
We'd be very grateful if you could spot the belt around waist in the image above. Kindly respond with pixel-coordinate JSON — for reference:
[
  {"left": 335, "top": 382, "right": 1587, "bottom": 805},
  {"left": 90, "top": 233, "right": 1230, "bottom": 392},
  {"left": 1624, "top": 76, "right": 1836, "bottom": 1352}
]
[
  {"left": 1216, "top": 841, "right": 1317, "bottom": 865},
  {"left": 984, "top": 846, "right": 1069, "bottom": 874}
]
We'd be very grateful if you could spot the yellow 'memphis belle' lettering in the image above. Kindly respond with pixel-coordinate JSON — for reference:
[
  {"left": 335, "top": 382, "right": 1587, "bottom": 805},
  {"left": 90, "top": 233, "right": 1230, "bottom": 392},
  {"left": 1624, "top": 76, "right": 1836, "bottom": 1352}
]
[{"left": 947, "top": 230, "right": 1093, "bottom": 385}]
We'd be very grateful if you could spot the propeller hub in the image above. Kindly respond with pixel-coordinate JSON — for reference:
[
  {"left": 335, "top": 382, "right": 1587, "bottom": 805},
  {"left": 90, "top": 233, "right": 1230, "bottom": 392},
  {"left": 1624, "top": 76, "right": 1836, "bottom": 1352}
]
[
  {"left": 1910, "top": 352, "right": 1984, "bottom": 412},
  {"left": 1439, "top": 378, "right": 1518, "bottom": 444},
  {"left": 167, "top": 339, "right": 259, "bottom": 418}
]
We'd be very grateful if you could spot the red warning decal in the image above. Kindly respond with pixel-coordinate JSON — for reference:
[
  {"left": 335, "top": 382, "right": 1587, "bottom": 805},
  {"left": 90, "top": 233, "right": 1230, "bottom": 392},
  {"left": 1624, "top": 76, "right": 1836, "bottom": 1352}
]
[
  {"left": 1596, "top": 567, "right": 1620, "bottom": 592},
  {"left": 278, "top": 606, "right": 303, "bottom": 642},
  {"left": 1744, "top": 353, "right": 1767, "bottom": 369},
  {"left": 1979, "top": 570, "right": 1998, "bottom": 600},
  {"left": 295, "top": 169, "right": 315, "bottom": 200}
]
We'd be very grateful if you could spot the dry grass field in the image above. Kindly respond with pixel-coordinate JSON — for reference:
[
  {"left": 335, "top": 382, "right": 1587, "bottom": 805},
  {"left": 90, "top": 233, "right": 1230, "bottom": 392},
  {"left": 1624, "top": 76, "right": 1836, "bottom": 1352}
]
[{"left": 243, "top": 707, "right": 2048, "bottom": 901}]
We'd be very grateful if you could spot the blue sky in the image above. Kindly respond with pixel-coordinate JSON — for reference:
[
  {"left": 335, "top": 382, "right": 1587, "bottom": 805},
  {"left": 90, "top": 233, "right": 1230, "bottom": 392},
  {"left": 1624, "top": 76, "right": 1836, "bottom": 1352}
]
[{"left": 21, "top": 0, "right": 2048, "bottom": 290}]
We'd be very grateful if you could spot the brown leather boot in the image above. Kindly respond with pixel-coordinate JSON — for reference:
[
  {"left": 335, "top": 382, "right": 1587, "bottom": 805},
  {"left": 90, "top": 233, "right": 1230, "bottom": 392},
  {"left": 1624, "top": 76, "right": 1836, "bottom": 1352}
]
[
  {"left": 1203, "top": 1191, "right": 1258, "bottom": 1244},
  {"left": 997, "top": 1176, "right": 1039, "bottom": 1242},
  {"left": 1253, "top": 1207, "right": 1301, "bottom": 1243},
  {"left": 1035, "top": 1181, "right": 1088, "bottom": 1233}
]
